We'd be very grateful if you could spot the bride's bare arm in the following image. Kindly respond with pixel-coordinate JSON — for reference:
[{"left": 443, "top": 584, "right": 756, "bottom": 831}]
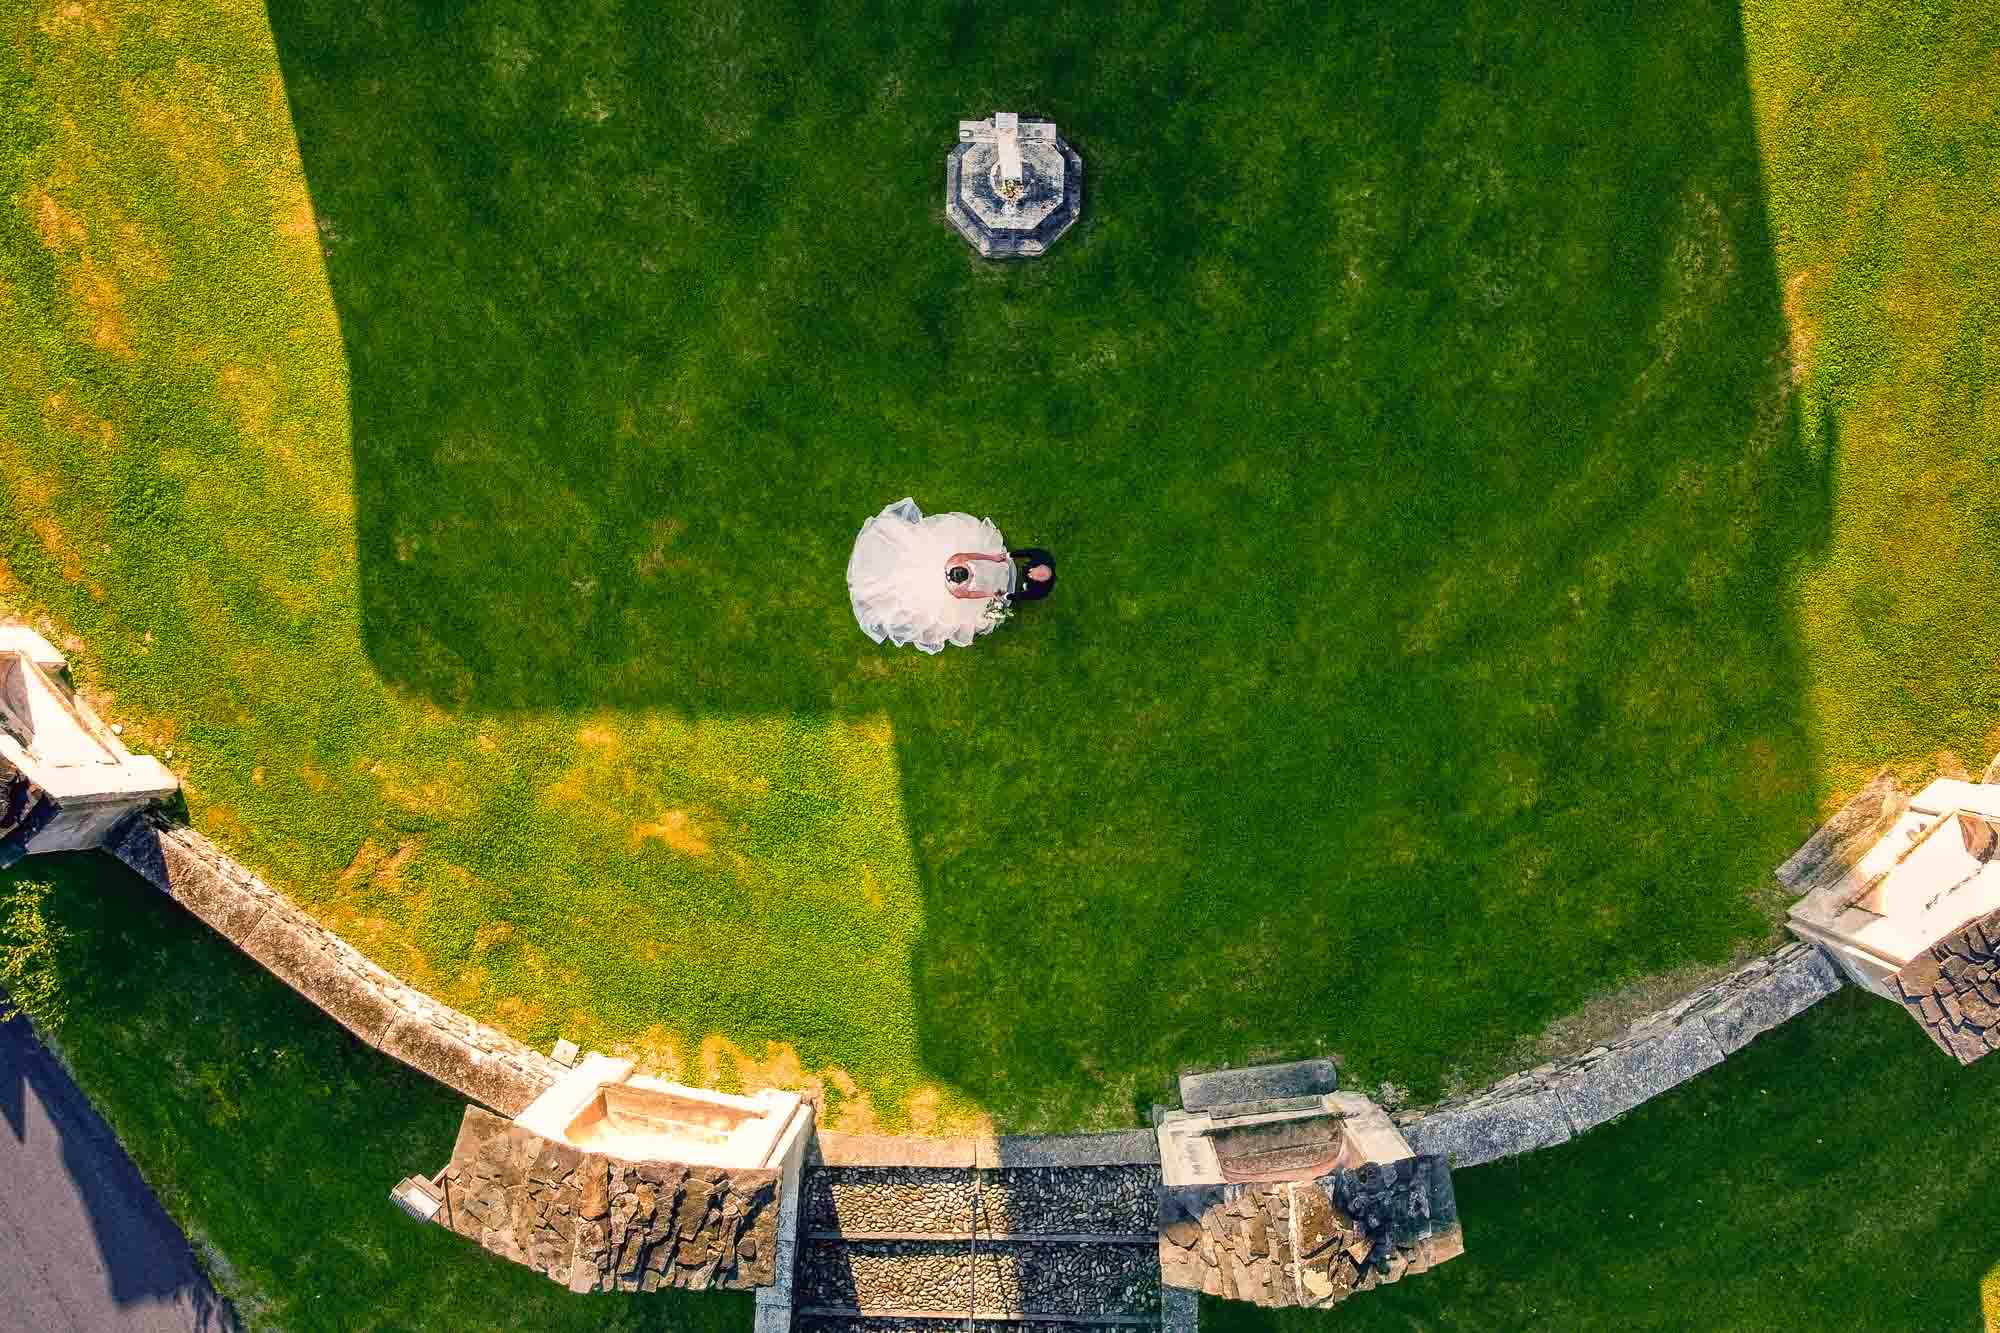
[{"left": 946, "top": 551, "right": 1009, "bottom": 564}]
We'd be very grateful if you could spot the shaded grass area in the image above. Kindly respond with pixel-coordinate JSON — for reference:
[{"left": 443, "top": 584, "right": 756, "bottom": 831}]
[
  {"left": 0, "top": 852, "right": 748, "bottom": 1332},
  {"left": 1210, "top": 986, "right": 2000, "bottom": 1331},
  {"left": 0, "top": 0, "right": 1994, "bottom": 1137}
]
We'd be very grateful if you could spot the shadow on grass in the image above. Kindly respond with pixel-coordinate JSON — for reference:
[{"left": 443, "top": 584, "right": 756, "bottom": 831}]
[
  {"left": 2, "top": 854, "right": 750, "bottom": 1332},
  {"left": 270, "top": 0, "right": 1835, "bottom": 1121}
]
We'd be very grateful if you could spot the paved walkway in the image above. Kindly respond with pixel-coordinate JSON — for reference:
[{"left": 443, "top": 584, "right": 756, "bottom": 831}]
[{"left": 0, "top": 1011, "right": 233, "bottom": 1332}]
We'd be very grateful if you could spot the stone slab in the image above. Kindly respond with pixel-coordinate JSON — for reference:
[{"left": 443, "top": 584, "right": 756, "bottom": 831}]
[
  {"left": 811, "top": 1132, "right": 976, "bottom": 1168},
  {"left": 109, "top": 817, "right": 271, "bottom": 941},
  {"left": 978, "top": 1130, "right": 1160, "bottom": 1168},
  {"left": 1161, "top": 1283, "right": 1200, "bottom": 1333},
  {"left": 1700, "top": 944, "right": 1844, "bottom": 1055},
  {"left": 1178, "top": 1059, "right": 1338, "bottom": 1112},
  {"left": 238, "top": 910, "right": 401, "bottom": 1047},
  {"left": 378, "top": 1012, "right": 544, "bottom": 1117},
  {"left": 1775, "top": 769, "right": 1904, "bottom": 890},
  {"left": 1399, "top": 1088, "right": 1573, "bottom": 1169},
  {"left": 1551, "top": 1021, "right": 1724, "bottom": 1135}
]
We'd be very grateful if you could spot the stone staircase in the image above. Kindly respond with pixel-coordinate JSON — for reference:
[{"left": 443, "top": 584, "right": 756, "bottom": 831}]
[{"left": 792, "top": 1143, "right": 1192, "bottom": 1333}]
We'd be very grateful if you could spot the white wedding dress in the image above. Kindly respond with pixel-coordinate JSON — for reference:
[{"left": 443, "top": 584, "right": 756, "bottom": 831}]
[{"left": 848, "top": 498, "right": 1013, "bottom": 654}]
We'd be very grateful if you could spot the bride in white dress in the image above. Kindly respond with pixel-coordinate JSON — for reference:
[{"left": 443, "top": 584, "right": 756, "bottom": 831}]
[{"left": 848, "top": 498, "right": 1015, "bottom": 653}]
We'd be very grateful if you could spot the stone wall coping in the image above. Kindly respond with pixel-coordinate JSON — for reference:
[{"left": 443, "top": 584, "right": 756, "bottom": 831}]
[
  {"left": 107, "top": 812, "right": 562, "bottom": 1117},
  {"left": 1396, "top": 940, "right": 1843, "bottom": 1168}
]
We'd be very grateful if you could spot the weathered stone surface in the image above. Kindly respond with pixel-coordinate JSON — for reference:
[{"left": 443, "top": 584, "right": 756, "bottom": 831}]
[
  {"left": 1892, "top": 904, "right": 2000, "bottom": 1064},
  {"left": 238, "top": 911, "right": 401, "bottom": 1046},
  {"left": 981, "top": 1131, "right": 1160, "bottom": 1168},
  {"left": 1552, "top": 1020, "right": 1723, "bottom": 1133},
  {"left": 434, "top": 1107, "right": 778, "bottom": 1293},
  {"left": 111, "top": 814, "right": 563, "bottom": 1116},
  {"left": 1158, "top": 1155, "right": 1459, "bottom": 1309},
  {"left": 1399, "top": 943, "right": 1840, "bottom": 1168},
  {"left": 1775, "top": 769, "right": 1908, "bottom": 890},
  {"left": 1400, "top": 1085, "right": 1572, "bottom": 1168},
  {"left": 1699, "top": 943, "right": 1844, "bottom": 1055},
  {"left": 1179, "top": 1059, "right": 1338, "bottom": 1113}
]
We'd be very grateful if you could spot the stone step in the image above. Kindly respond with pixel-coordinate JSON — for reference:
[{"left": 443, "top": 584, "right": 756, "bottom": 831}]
[
  {"left": 804, "top": 1166, "right": 977, "bottom": 1236},
  {"left": 798, "top": 1238, "right": 1161, "bottom": 1318},
  {"left": 795, "top": 1314, "right": 1158, "bottom": 1333},
  {"left": 976, "top": 1166, "right": 1159, "bottom": 1237}
]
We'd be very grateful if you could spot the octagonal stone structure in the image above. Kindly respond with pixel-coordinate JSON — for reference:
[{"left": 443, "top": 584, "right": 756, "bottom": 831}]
[{"left": 946, "top": 111, "right": 1082, "bottom": 258}]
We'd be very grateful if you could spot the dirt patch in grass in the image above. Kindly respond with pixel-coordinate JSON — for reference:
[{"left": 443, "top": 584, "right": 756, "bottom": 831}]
[
  {"left": 26, "top": 185, "right": 87, "bottom": 251},
  {"left": 632, "top": 809, "right": 710, "bottom": 857},
  {"left": 70, "top": 257, "right": 132, "bottom": 357}
]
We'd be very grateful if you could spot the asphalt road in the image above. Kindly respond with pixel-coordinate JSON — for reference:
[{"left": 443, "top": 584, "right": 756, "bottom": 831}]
[{"left": 0, "top": 1011, "right": 233, "bottom": 1332}]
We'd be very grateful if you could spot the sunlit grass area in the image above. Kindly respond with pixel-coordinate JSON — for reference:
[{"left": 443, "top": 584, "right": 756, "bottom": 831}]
[
  {"left": 0, "top": 854, "right": 749, "bottom": 1332},
  {"left": 2, "top": 0, "right": 1996, "bottom": 1152}
]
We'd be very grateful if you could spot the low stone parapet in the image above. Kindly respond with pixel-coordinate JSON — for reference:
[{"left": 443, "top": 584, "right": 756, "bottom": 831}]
[
  {"left": 109, "top": 812, "right": 563, "bottom": 1116},
  {"left": 1397, "top": 942, "right": 1843, "bottom": 1167}
]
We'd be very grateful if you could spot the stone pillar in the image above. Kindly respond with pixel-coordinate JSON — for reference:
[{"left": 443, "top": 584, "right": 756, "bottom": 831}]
[{"left": 0, "top": 625, "right": 176, "bottom": 862}]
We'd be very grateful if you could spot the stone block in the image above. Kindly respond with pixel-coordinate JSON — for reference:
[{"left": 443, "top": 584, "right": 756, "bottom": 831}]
[
  {"left": 238, "top": 911, "right": 400, "bottom": 1046},
  {"left": 978, "top": 1130, "right": 1159, "bottom": 1168},
  {"left": 1400, "top": 1088, "right": 1572, "bottom": 1168},
  {"left": 1700, "top": 944, "right": 1844, "bottom": 1055},
  {"left": 1775, "top": 769, "right": 1906, "bottom": 890},
  {"left": 379, "top": 1013, "right": 546, "bottom": 1117},
  {"left": 1551, "top": 1021, "right": 1723, "bottom": 1135},
  {"left": 1179, "top": 1059, "right": 1338, "bottom": 1112},
  {"left": 110, "top": 819, "right": 271, "bottom": 941}
]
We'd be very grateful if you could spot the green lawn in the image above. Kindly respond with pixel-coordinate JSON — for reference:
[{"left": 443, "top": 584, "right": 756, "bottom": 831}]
[
  {"left": 1206, "top": 982, "right": 2000, "bottom": 1332},
  {"left": 9, "top": 854, "right": 1997, "bottom": 1330},
  {"left": 3, "top": 0, "right": 1997, "bottom": 1142},
  {"left": 0, "top": 853, "right": 748, "bottom": 1333}
]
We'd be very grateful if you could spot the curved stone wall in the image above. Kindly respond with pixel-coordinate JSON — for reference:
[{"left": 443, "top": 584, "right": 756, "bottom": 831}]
[
  {"left": 1393, "top": 942, "right": 1842, "bottom": 1168},
  {"left": 108, "top": 811, "right": 561, "bottom": 1116}
]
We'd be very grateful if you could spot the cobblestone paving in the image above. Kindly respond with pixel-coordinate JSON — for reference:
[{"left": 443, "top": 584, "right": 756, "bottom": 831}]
[
  {"left": 977, "top": 1167, "right": 1157, "bottom": 1235},
  {"left": 798, "top": 1158, "right": 1164, "bottom": 1323},
  {"left": 806, "top": 1168, "right": 977, "bottom": 1234}
]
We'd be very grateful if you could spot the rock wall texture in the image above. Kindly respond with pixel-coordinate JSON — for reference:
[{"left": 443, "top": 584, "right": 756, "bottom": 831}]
[
  {"left": 108, "top": 813, "right": 562, "bottom": 1115},
  {"left": 437, "top": 1106, "right": 779, "bottom": 1292},
  {"left": 1396, "top": 942, "right": 1844, "bottom": 1168},
  {"left": 1892, "top": 906, "right": 2000, "bottom": 1063},
  {"left": 1158, "top": 1157, "right": 1461, "bottom": 1308}
]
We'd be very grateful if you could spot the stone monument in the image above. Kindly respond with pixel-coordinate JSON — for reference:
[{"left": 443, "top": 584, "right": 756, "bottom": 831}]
[
  {"left": 946, "top": 110, "right": 1082, "bottom": 258},
  {"left": 1786, "top": 773, "right": 2000, "bottom": 1062},
  {"left": 1154, "top": 1060, "right": 1462, "bottom": 1309},
  {"left": 0, "top": 623, "right": 176, "bottom": 867}
]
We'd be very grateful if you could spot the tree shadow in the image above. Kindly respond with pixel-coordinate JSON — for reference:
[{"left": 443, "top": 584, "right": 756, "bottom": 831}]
[
  {"left": 269, "top": 0, "right": 1834, "bottom": 1124},
  {"left": 0, "top": 1002, "right": 236, "bottom": 1327}
]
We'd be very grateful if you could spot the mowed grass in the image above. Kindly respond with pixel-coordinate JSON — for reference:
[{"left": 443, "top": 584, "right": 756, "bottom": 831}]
[
  {"left": 1206, "top": 983, "right": 2000, "bottom": 1332},
  {"left": 1, "top": 854, "right": 748, "bottom": 1332},
  {"left": 1, "top": 0, "right": 1996, "bottom": 1140},
  {"left": 10, "top": 855, "right": 1998, "bottom": 1330}
]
